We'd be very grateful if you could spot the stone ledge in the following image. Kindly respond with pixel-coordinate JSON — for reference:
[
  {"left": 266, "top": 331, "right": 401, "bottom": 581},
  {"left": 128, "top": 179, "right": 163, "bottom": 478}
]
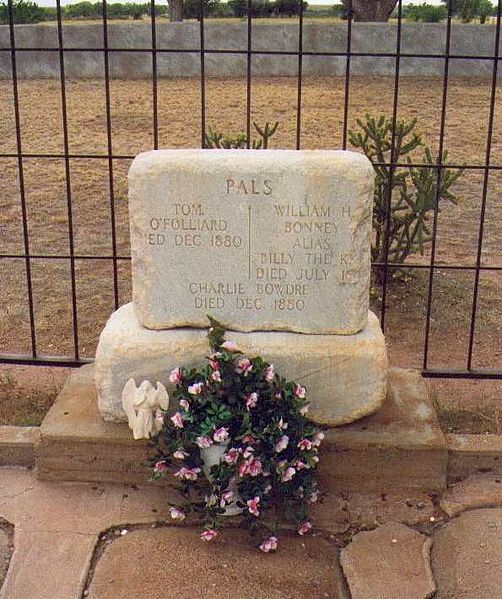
[
  {"left": 37, "top": 364, "right": 447, "bottom": 493},
  {"left": 0, "top": 426, "right": 39, "bottom": 467},
  {"left": 446, "top": 433, "right": 502, "bottom": 482}
]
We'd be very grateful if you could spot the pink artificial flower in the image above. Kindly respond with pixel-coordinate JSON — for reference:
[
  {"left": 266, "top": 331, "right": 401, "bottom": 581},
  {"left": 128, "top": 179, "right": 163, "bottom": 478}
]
[
  {"left": 213, "top": 427, "right": 229, "bottom": 443},
  {"left": 264, "top": 364, "right": 275, "bottom": 382},
  {"left": 220, "top": 490, "right": 233, "bottom": 506},
  {"left": 187, "top": 382, "right": 204, "bottom": 395},
  {"left": 200, "top": 529, "right": 218, "bottom": 541},
  {"left": 173, "top": 448, "right": 188, "bottom": 460},
  {"left": 223, "top": 447, "right": 241, "bottom": 464},
  {"left": 297, "top": 438, "right": 313, "bottom": 451},
  {"left": 247, "top": 496, "right": 261, "bottom": 517},
  {"left": 179, "top": 399, "right": 190, "bottom": 411},
  {"left": 295, "top": 385, "right": 306, "bottom": 399},
  {"left": 313, "top": 431, "right": 325, "bottom": 447},
  {"left": 211, "top": 369, "right": 222, "bottom": 383},
  {"left": 153, "top": 460, "right": 168, "bottom": 474},
  {"left": 196, "top": 436, "right": 213, "bottom": 449},
  {"left": 295, "top": 460, "right": 308, "bottom": 470},
  {"left": 248, "top": 458, "right": 263, "bottom": 477},
  {"left": 174, "top": 467, "right": 201, "bottom": 481},
  {"left": 243, "top": 446, "right": 255, "bottom": 459},
  {"left": 169, "top": 506, "right": 186, "bottom": 521},
  {"left": 238, "top": 461, "right": 249, "bottom": 477},
  {"left": 259, "top": 536, "right": 278, "bottom": 553},
  {"left": 275, "top": 392, "right": 282, "bottom": 400},
  {"left": 170, "top": 412, "right": 184, "bottom": 429},
  {"left": 221, "top": 340, "right": 237, "bottom": 352},
  {"left": 264, "top": 484, "right": 272, "bottom": 495},
  {"left": 242, "top": 435, "right": 256, "bottom": 446},
  {"left": 298, "top": 521, "right": 312, "bottom": 536},
  {"left": 246, "top": 392, "right": 259, "bottom": 410},
  {"left": 169, "top": 367, "right": 183, "bottom": 384},
  {"left": 281, "top": 467, "right": 296, "bottom": 482},
  {"left": 235, "top": 357, "right": 253, "bottom": 376},
  {"left": 278, "top": 417, "right": 288, "bottom": 430},
  {"left": 275, "top": 435, "right": 289, "bottom": 453},
  {"left": 208, "top": 352, "right": 222, "bottom": 370},
  {"left": 299, "top": 404, "right": 310, "bottom": 416}
]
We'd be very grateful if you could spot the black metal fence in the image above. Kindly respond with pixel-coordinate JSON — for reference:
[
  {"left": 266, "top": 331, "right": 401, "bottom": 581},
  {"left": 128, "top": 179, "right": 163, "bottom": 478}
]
[{"left": 1, "top": 0, "right": 501, "bottom": 380}]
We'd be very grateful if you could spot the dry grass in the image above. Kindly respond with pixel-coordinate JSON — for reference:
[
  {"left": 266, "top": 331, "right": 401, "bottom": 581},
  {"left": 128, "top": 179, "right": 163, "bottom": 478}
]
[{"left": 1, "top": 75, "right": 502, "bottom": 425}]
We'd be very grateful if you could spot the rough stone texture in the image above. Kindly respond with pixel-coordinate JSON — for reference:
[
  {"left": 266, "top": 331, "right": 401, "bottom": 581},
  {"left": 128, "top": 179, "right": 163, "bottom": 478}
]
[
  {"left": 0, "top": 527, "right": 11, "bottom": 586},
  {"left": 95, "top": 303, "right": 387, "bottom": 425},
  {"left": 87, "top": 527, "right": 348, "bottom": 599},
  {"left": 129, "top": 149, "right": 373, "bottom": 335},
  {"left": 321, "top": 368, "right": 447, "bottom": 493},
  {"left": 446, "top": 433, "right": 502, "bottom": 482},
  {"left": 0, "top": 467, "right": 174, "bottom": 599},
  {"left": 39, "top": 365, "right": 444, "bottom": 494},
  {"left": 311, "top": 492, "right": 436, "bottom": 536},
  {"left": 1, "top": 23, "right": 501, "bottom": 79},
  {"left": 0, "top": 426, "right": 39, "bottom": 466},
  {"left": 431, "top": 508, "right": 502, "bottom": 598},
  {"left": 340, "top": 522, "right": 436, "bottom": 599},
  {"left": 440, "top": 473, "right": 502, "bottom": 517}
]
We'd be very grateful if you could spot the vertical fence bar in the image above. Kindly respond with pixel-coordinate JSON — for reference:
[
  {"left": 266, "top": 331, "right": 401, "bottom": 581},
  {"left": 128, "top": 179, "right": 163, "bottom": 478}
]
[
  {"left": 342, "top": 0, "right": 352, "bottom": 150},
  {"left": 102, "top": 0, "right": 119, "bottom": 310},
  {"left": 467, "top": 0, "right": 502, "bottom": 370},
  {"left": 7, "top": 0, "right": 37, "bottom": 357},
  {"left": 295, "top": 0, "right": 304, "bottom": 150},
  {"left": 422, "top": 0, "right": 453, "bottom": 370},
  {"left": 199, "top": 0, "right": 206, "bottom": 148},
  {"left": 246, "top": 0, "right": 252, "bottom": 148},
  {"left": 151, "top": 0, "right": 159, "bottom": 150},
  {"left": 56, "top": 0, "right": 79, "bottom": 360},
  {"left": 379, "top": 0, "right": 403, "bottom": 331}
]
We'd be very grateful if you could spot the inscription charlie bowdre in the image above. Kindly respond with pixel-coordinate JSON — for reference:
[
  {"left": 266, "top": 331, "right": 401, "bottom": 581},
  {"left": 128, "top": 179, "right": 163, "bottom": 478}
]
[{"left": 129, "top": 149, "right": 374, "bottom": 335}]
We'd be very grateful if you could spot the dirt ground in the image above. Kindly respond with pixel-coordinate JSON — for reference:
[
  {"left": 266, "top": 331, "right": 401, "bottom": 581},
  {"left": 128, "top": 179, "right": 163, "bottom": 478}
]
[{"left": 0, "top": 75, "right": 501, "bottom": 426}]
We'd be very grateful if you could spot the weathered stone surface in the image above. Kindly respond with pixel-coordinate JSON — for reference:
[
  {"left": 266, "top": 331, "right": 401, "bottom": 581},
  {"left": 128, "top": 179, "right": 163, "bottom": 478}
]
[
  {"left": 340, "top": 522, "right": 436, "bottom": 599},
  {"left": 87, "top": 527, "right": 347, "bottom": 599},
  {"left": 431, "top": 508, "right": 502, "bottom": 598},
  {"left": 0, "top": 426, "right": 39, "bottom": 466},
  {"left": 95, "top": 303, "right": 387, "bottom": 425},
  {"left": 129, "top": 149, "right": 373, "bottom": 335},
  {"left": 446, "top": 433, "right": 502, "bottom": 482},
  {"left": 440, "top": 473, "right": 502, "bottom": 517},
  {"left": 321, "top": 368, "right": 447, "bottom": 493}
]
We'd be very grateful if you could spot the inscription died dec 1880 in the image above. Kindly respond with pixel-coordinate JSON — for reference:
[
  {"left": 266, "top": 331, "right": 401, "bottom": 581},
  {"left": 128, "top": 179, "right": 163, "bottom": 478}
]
[{"left": 129, "top": 149, "right": 374, "bottom": 335}]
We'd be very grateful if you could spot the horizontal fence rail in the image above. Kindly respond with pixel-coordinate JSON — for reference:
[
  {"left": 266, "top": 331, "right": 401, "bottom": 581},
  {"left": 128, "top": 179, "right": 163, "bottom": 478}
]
[{"left": 0, "top": 0, "right": 501, "bottom": 382}]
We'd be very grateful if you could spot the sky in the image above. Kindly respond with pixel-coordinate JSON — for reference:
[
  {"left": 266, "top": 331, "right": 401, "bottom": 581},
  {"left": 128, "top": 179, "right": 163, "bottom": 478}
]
[{"left": 35, "top": 0, "right": 444, "bottom": 7}]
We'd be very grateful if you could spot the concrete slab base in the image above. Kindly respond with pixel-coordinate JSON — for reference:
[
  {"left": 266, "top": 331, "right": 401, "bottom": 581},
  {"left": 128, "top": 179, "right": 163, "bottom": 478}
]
[{"left": 36, "top": 365, "right": 447, "bottom": 493}]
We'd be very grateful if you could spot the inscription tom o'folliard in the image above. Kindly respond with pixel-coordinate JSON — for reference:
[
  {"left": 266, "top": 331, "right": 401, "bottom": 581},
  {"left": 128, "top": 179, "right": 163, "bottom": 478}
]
[{"left": 128, "top": 149, "right": 374, "bottom": 335}]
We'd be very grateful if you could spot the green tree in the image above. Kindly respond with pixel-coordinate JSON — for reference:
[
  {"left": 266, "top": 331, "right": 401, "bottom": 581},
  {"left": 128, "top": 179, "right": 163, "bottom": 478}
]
[{"left": 0, "top": 0, "right": 45, "bottom": 24}]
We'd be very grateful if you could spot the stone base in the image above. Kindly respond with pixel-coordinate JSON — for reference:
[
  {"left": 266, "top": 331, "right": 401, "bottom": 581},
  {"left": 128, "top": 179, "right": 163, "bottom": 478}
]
[
  {"left": 36, "top": 365, "right": 447, "bottom": 492},
  {"left": 95, "top": 302, "right": 388, "bottom": 427}
]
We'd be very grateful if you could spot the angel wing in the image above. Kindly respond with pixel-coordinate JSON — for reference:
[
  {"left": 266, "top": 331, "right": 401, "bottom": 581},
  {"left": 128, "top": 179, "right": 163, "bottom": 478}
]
[
  {"left": 154, "top": 382, "right": 169, "bottom": 410},
  {"left": 121, "top": 378, "right": 138, "bottom": 429}
]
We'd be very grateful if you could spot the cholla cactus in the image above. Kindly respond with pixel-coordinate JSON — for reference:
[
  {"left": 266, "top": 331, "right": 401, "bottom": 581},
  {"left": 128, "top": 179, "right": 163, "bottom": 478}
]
[
  {"left": 349, "top": 114, "right": 463, "bottom": 278},
  {"left": 204, "top": 121, "right": 279, "bottom": 149}
]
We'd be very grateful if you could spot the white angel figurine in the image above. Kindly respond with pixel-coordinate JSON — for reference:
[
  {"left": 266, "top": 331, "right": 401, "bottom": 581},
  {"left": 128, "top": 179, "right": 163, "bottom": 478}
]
[{"left": 121, "top": 379, "right": 169, "bottom": 440}]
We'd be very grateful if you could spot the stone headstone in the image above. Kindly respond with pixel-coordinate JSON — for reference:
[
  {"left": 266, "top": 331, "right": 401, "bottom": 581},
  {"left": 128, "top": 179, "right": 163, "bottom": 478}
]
[{"left": 129, "top": 149, "right": 374, "bottom": 335}]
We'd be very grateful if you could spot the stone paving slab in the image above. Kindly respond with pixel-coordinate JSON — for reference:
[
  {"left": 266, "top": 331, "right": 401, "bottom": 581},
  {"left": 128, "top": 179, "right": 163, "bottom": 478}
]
[
  {"left": 87, "top": 527, "right": 348, "bottom": 599},
  {"left": 439, "top": 473, "right": 502, "bottom": 517},
  {"left": 431, "top": 508, "right": 502, "bottom": 598},
  {"left": 340, "top": 522, "right": 436, "bottom": 599}
]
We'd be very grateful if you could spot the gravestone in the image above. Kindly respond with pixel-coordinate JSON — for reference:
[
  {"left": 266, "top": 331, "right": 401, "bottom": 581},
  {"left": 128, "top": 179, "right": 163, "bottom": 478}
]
[
  {"left": 129, "top": 150, "right": 372, "bottom": 335},
  {"left": 95, "top": 149, "right": 388, "bottom": 426}
]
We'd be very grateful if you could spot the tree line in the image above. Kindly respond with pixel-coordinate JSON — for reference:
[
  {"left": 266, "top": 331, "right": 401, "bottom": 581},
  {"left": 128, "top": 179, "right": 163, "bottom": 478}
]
[{"left": 0, "top": 0, "right": 496, "bottom": 25}]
